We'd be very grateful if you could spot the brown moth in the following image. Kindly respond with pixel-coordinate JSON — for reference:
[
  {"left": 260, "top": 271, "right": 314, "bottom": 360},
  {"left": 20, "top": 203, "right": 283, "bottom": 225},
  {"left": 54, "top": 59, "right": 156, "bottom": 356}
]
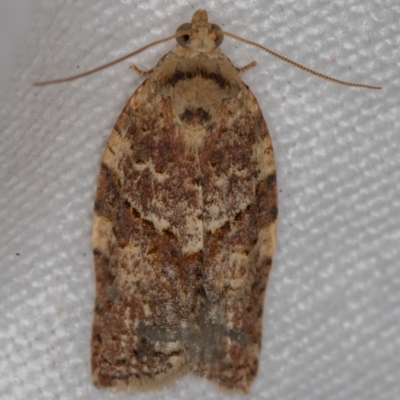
[
  {"left": 91, "top": 9, "right": 277, "bottom": 393},
  {"left": 34, "top": 7, "right": 380, "bottom": 395}
]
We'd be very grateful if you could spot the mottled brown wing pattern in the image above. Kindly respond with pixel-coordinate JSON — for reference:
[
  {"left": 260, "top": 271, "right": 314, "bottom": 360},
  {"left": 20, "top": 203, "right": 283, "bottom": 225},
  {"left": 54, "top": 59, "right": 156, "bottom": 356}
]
[
  {"left": 195, "top": 88, "right": 277, "bottom": 391},
  {"left": 91, "top": 10, "right": 277, "bottom": 395},
  {"left": 91, "top": 79, "right": 206, "bottom": 390}
]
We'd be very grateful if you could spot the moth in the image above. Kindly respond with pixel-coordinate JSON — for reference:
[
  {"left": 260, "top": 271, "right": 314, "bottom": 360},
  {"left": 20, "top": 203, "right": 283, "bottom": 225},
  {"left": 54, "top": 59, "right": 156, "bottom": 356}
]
[{"left": 35, "top": 8, "right": 380, "bottom": 394}]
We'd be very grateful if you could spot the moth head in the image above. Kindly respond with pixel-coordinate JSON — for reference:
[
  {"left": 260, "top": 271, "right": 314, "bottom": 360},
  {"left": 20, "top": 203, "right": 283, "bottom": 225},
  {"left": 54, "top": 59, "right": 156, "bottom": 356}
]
[{"left": 175, "top": 9, "right": 223, "bottom": 50}]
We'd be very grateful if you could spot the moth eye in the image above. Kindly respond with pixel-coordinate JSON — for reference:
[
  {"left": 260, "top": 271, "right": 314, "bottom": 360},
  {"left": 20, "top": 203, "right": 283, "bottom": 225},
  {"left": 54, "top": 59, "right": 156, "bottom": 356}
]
[
  {"left": 211, "top": 24, "right": 224, "bottom": 47},
  {"left": 176, "top": 23, "right": 192, "bottom": 47}
]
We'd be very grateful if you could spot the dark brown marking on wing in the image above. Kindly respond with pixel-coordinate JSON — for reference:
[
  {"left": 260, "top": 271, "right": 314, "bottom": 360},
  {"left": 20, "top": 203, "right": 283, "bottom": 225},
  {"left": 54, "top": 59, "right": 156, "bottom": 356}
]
[
  {"left": 166, "top": 68, "right": 230, "bottom": 89},
  {"left": 180, "top": 107, "right": 211, "bottom": 125}
]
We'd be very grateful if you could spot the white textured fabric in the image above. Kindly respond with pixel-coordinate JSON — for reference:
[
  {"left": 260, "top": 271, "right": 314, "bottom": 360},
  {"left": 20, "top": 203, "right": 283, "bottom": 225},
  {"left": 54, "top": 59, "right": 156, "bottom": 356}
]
[{"left": 1, "top": 0, "right": 399, "bottom": 399}]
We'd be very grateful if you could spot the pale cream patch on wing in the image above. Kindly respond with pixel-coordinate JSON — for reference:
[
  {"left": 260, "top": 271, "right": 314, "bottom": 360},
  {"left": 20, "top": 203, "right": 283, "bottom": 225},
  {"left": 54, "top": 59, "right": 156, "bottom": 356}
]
[
  {"left": 255, "top": 221, "right": 277, "bottom": 259},
  {"left": 92, "top": 213, "right": 114, "bottom": 258},
  {"left": 132, "top": 160, "right": 170, "bottom": 182},
  {"left": 182, "top": 127, "right": 207, "bottom": 148},
  {"left": 252, "top": 135, "right": 275, "bottom": 179},
  {"left": 102, "top": 130, "right": 128, "bottom": 168},
  {"left": 226, "top": 252, "right": 249, "bottom": 290},
  {"left": 182, "top": 213, "right": 203, "bottom": 254}
]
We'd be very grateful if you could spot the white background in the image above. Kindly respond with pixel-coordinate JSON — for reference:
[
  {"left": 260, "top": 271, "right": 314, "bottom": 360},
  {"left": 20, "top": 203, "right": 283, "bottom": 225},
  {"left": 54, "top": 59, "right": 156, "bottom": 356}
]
[{"left": 1, "top": 0, "right": 399, "bottom": 399}]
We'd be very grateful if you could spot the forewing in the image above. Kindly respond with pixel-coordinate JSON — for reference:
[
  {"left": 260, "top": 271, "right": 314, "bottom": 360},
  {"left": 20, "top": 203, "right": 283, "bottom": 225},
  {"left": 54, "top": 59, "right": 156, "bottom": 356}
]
[{"left": 91, "top": 80, "right": 205, "bottom": 390}]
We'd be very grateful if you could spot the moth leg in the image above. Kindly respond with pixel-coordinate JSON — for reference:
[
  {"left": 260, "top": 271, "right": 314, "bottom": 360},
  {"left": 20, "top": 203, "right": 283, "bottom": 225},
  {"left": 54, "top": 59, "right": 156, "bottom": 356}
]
[
  {"left": 129, "top": 63, "right": 155, "bottom": 76},
  {"left": 235, "top": 61, "right": 257, "bottom": 74}
]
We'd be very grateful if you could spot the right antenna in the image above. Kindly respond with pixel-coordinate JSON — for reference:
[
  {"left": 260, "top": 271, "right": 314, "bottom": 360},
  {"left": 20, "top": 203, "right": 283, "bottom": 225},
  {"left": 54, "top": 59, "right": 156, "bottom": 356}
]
[{"left": 221, "top": 30, "right": 382, "bottom": 90}]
